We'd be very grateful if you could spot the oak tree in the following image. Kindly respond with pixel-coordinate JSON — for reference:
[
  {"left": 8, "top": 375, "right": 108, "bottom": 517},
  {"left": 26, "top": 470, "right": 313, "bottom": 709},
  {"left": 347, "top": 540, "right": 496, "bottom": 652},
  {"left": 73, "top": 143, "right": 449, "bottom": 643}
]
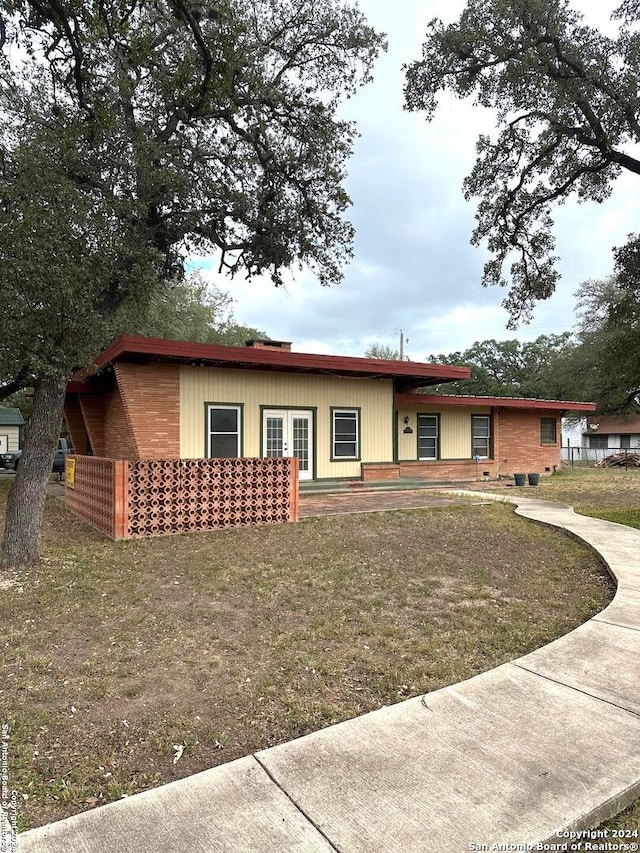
[
  {"left": 425, "top": 333, "right": 582, "bottom": 399},
  {"left": 0, "top": 0, "right": 385, "bottom": 566},
  {"left": 404, "top": 0, "right": 640, "bottom": 325}
]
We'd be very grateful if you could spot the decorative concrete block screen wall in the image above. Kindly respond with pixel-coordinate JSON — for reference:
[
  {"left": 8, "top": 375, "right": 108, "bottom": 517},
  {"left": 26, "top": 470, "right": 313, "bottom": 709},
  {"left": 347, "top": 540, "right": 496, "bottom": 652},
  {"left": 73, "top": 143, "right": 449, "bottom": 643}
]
[{"left": 65, "top": 456, "right": 299, "bottom": 540}]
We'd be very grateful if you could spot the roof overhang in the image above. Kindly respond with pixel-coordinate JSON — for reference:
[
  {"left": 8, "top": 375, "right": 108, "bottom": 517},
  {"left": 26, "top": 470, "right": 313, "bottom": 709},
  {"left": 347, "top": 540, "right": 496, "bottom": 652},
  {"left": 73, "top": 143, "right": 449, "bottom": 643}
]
[
  {"left": 395, "top": 393, "right": 597, "bottom": 413},
  {"left": 584, "top": 415, "right": 640, "bottom": 434},
  {"left": 70, "top": 335, "right": 471, "bottom": 389}
]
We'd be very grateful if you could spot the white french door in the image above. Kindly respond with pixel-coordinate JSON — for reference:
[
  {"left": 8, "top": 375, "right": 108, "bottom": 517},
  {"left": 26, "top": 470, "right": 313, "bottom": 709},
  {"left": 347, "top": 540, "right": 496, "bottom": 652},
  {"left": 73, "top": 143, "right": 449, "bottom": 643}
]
[{"left": 262, "top": 409, "right": 313, "bottom": 480}]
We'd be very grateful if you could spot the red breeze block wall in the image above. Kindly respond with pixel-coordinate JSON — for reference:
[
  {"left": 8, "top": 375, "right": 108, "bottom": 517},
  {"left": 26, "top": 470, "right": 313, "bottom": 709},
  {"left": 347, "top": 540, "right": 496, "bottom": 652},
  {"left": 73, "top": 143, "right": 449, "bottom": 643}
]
[
  {"left": 494, "top": 409, "right": 561, "bottom": 474},
  {"left": 113, "top": 362, "right": 181, "bottom": 459}
]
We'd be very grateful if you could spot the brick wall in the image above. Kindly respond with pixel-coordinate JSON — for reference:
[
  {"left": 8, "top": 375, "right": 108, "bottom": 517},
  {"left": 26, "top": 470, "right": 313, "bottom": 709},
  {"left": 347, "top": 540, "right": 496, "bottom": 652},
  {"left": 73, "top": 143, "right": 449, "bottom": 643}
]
[
  {"left": 494, "top": 409, "right": 561, "bottom": 475},
  {"left": 361, "top": 463, "right": 400, "bottom": 481},
  {"left": 399, "top": 460, "right": 499, "bottom": 479},
  {"left": 114, "top": 362, "right": 180, "bottom": 458},
  {"left": 79, "top": 396, "right": 105, "bottom": 457},
  {"left": 104, "top": 387, "right": 137, "bottom": 459}
]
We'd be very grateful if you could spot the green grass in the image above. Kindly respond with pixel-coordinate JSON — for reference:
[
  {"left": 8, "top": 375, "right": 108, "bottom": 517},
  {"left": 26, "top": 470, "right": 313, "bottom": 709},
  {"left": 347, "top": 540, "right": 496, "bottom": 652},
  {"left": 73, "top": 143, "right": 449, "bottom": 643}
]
[{"left": 0, "top": 478, "right": 614, "bottom": 831}]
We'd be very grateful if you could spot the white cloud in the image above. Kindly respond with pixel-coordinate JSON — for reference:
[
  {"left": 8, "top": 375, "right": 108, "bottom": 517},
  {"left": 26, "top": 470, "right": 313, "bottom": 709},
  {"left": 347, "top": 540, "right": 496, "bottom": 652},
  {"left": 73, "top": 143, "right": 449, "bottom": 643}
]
[{"left": 194, "top": 0, "right": 639, "bottom": 361}]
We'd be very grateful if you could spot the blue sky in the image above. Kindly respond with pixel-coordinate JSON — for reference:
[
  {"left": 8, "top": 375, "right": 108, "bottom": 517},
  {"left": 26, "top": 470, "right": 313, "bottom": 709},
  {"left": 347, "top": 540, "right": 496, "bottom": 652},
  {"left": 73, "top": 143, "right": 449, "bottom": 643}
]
[{"left": 195, "top": 0, "right": 639, "bottom": 360}]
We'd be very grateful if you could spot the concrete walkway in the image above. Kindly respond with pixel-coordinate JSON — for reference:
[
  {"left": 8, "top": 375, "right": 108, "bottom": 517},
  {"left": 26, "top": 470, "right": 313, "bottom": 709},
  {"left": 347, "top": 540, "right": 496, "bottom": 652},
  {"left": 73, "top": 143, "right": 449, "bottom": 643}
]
[{"left": 18, "top": 494, "right": 640, "bottom": 852}]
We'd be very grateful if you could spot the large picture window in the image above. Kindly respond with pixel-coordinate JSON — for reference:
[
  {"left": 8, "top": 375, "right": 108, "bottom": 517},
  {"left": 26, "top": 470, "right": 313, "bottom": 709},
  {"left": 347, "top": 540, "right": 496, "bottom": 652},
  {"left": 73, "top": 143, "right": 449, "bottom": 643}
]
[
  {"left": 472, "top": 415, "right": 491, "bottom": 459},
  {"left": 540, "top": 417, "right": 557, "bottom": 445},
  {"left": 206, "top": 405, "right": 241, "bottom": 458},
  {"left": 418, "top": 414, "right": 439, "bottom": 460},
  {"left": 332, "top": 409, "right": 360, "bottom": 459}
]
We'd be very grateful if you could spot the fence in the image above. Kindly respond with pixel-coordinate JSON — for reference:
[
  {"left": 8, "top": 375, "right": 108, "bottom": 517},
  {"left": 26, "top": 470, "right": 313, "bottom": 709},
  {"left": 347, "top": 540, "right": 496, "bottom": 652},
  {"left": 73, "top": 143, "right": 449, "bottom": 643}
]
[
  {"left": 562, "top": 446, "right": 640, "bottom": 467},
  {"left": 65, "top": 456, "right": 299, "bottom": 539}
]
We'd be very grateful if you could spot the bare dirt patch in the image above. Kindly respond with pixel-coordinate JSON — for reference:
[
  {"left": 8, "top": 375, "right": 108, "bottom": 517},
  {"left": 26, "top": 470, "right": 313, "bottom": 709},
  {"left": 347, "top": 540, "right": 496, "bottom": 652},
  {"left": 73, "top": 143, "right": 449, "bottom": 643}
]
[{"left": 0, "top": 481, "right": 613, "bottom": 830}]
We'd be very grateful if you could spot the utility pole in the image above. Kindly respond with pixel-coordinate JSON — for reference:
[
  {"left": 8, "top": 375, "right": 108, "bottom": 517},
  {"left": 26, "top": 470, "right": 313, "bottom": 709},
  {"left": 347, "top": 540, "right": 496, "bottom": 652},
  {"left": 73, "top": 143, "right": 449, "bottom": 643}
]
[{"left": 399, "top": 330, "right": 408, "bottom": 360}]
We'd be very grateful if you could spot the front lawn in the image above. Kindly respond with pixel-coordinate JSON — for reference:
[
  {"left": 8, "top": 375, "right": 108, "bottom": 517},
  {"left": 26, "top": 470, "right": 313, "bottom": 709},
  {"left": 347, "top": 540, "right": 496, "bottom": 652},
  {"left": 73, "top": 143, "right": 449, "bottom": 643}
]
[
  {"left": 0, "top": 480, "right": 613, "bottom": 830},
  {"left": 536, "top": 466, "right": 640, "bottom": 527}
]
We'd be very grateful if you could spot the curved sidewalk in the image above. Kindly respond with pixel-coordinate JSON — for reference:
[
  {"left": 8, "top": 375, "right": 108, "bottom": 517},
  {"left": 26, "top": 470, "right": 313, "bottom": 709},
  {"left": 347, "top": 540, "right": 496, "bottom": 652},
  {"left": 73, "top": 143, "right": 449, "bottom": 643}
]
[{"left": 19, "top": 494, "right": 640, "bottom": 852}]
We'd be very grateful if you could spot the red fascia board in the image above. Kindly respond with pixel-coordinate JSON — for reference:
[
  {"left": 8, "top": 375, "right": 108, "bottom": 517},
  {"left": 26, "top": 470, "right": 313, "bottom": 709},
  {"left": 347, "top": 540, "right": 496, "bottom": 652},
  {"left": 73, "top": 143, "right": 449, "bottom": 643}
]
[
  {"left": 66, "top": 381, "right": 89, "bottom": 394},
  {"left": 395, "top": 393, "right": 597, "bottom": 412},
  {"left": 92, "top": 335, "right": 471, "bottom": 383}
]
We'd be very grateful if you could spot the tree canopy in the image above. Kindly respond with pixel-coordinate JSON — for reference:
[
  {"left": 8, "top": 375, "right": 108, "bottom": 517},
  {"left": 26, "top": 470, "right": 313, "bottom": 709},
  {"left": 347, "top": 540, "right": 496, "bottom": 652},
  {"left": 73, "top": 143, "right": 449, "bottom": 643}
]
[
  {"left": 2, "top": 277, "right": 269, "bottom": 420},
  {"left": 364, "top": 343, "right": 400, "bottom": 360},
  {"left": 1, "top": 0, "right": 385, "bottom": 398},
  {"left": 425, "top": 333, "right": 583, "bottom": 399},
  {"left": 0, "top": 0, "right": 385, "bottom": 566},
  {"left": 129, "top": 275, "right": 269, "bottom": 345},
  {"left": 404, "top": 0, "right": 640, "bottom": 325},
  {"left": 572, "top": 275, "right": 640, "bottom": 413}
]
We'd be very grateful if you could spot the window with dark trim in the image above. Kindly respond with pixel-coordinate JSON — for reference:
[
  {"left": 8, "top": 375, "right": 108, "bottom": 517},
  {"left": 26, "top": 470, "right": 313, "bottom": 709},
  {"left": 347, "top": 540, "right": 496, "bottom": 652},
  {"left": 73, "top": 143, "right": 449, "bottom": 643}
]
[
  {"left": 620, "top": 434, "right": 631, "bottom": 449},
  {"left": 472, "top": 415, "right": 491, "bottom": 459},
  {"left": 417, "top": 414, "right": 439, "bottom": 460},
  {"left": 540, "top": 417, "right": 557, "bottom": 445},
  {"left": 332, "top": 409, "right": 359, "bottom": 459},
  {"left": 207, "top": 405, "right": 241, "bottom": 457},
  {"left": 589, "top": 434, "right": 608, "bottom": 450}
]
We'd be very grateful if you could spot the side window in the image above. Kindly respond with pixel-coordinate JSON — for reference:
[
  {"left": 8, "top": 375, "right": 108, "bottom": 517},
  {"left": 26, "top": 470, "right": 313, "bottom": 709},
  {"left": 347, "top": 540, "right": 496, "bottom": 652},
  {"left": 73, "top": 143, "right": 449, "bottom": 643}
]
[
  {"left": 207, "top": 405, "right": 241, "bottom": 457},
  {"left": 417, "top": 414, "right": 439, "bottom": 460},
  {"left": 332, "top": 409, "right": 359, "bottom": 459},
  {"left": 589, "top": 434, "right": 608, "bottom": 450},
  {"left": 472, "top": 415, "right": 491, "bottom": 459},
  {"left": 540, "top": 417, "right": 557, "bottom": 445},
  {"left": 620, "top": 434, "right": 631, "bottom": 449}
]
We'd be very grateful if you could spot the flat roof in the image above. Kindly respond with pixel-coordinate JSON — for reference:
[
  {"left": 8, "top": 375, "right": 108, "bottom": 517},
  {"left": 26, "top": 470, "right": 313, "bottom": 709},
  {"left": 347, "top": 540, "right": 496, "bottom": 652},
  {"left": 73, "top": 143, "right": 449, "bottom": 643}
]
[
  {"left": 77, "top": 335, "right": 471, "bottom": 388},
  {"left": 395, "top": 393, "right": 596, "bottom": 412}
]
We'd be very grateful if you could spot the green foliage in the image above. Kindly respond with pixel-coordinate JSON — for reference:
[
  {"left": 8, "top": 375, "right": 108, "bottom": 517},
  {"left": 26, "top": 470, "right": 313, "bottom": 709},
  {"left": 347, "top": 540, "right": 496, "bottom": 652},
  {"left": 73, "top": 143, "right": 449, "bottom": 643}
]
[
  {"left": 364, "top": 343, "right": 400, "bottom": 360},
  {"left": 573, "top": 276, "right": 640, "bottom": 412},
  {"left": 0, "top": 0, "right": 386, "bottom": 394},
  {"left": 404, "top": 0, "right": 640, "bottom": 325},
  {"left": 129, "top": 275, "right": 269, "bottom": 345},
  {"left": 426, "top": 333, "right": 583, "bottom": 399},
  {"left": 0, "top": 0, "right": 385, "bottom": 565},
  {"left": 3, "top": 388, "right": 32, "bottom": 422}
]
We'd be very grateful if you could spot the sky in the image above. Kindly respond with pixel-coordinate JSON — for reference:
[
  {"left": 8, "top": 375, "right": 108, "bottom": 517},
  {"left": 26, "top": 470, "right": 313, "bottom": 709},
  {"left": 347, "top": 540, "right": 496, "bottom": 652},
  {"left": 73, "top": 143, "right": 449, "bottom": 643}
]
[{"left": 197, "top": 0, "right": 639, "bottom": 361}]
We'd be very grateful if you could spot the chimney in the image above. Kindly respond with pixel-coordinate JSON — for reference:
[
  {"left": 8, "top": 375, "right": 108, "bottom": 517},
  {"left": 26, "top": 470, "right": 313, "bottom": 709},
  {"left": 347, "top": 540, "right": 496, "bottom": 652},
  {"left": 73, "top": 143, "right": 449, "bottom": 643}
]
[{"left": 245, "top": 340, "right": 292, "bottom": 352}]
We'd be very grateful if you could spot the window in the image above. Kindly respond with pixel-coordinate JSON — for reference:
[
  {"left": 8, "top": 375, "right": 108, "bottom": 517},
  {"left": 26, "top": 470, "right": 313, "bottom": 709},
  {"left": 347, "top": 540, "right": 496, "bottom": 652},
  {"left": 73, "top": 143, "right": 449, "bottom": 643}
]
[
  {"left": 472, "top": 415, "right": 491, "bottom": 459},
  {"left": 620, "top": 434, "right": 631, "bottom": 449},
  {"left": 540, "top": 417, "right": 557, "bottom": 444},
  {"left": 332, "top": 409, "right": 359, "bottom": 459},
  {"left": 418, "top": 414, "right": 439, "bottom": 460},
  {"left": 589, "top": 434, "right": 608, "bottom": 450},
  {"left": 206, "top": 405, "right": 241, "bottom": 457}
]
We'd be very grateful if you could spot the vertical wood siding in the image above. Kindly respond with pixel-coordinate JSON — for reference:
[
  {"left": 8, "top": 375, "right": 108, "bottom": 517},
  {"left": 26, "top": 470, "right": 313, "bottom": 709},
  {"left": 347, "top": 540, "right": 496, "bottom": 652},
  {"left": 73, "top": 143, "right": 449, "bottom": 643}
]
[
  {"left": 396, "top": 405, "right": 491, "bottom": 461},
  {"left": 180, "top": 366, "right": 393, "bottom": 479}
]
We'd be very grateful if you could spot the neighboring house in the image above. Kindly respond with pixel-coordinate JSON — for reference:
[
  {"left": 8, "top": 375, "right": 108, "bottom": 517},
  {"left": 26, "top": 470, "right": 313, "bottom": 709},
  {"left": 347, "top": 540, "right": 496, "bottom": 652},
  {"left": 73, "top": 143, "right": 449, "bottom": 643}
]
[
  {"left": 0, "top": 406, "right": 24, "bottom": 455},
  {"left": 561, "top": 418, "right": 586, "bottom": 448},
  {"left": 64, "top": 336, "right": 595, "bottom": 482},
  {"left": 582, "top": 415, "right": 640, "bottom": 451}
]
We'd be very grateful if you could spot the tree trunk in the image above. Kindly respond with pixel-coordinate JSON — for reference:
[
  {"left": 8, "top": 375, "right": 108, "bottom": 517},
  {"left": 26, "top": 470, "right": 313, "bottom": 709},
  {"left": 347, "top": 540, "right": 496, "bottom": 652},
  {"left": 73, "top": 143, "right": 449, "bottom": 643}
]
[{"left": 1, "top": 375, "right": 68, "bottom": 568}]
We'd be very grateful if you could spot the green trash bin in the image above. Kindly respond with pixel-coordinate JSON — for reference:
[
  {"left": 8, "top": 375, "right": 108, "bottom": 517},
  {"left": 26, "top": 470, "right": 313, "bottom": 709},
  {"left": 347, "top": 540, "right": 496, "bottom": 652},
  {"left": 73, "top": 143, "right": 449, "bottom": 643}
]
[
  {"left": 528, "top": 473, "right": 540, "bottom": 486},
  {"left": 514, "top": 473, "right": 526, "bottom": 487}
]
